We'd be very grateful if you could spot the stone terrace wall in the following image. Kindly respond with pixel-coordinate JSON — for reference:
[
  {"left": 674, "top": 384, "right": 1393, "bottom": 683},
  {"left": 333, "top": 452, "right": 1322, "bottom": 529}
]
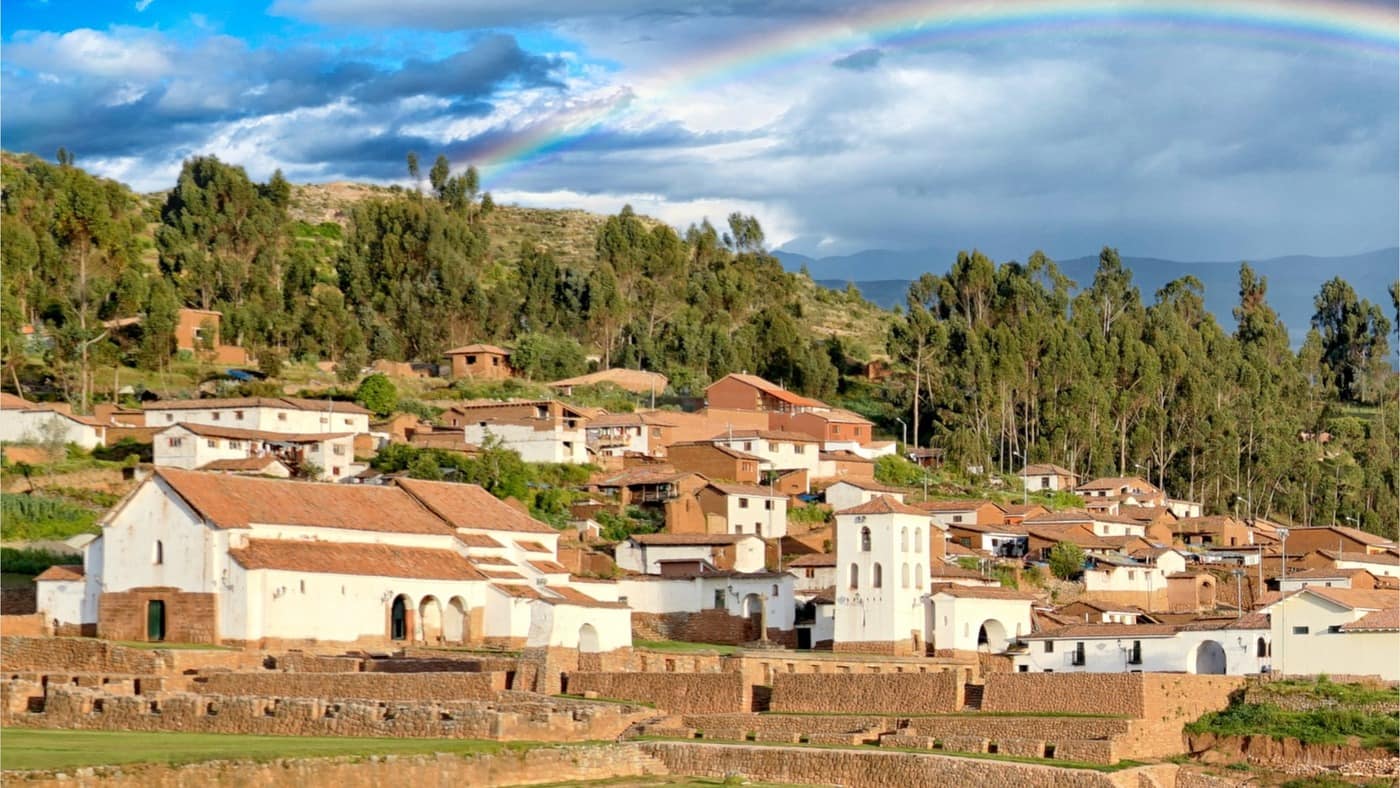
[
  {"left": 7, "top": 744, "right": 668, "bottom": 788},
  {"left": 640, "top": 741, "right": 1173, "bottom": 788},
  {"left": 3, "top": 682, "right": 650, "bottom": 743},
  {"left": 1, "top": 636, "right": 166, "bottom": 675},
  {"left": 566, "top": 672, "right": 747, "bottom": 714},
  {"left": 983, "top": 673, "right": 1149, "bottom": 716},
  {"left": 680, "top": 713, "right": 894, "bottom": 736},
  {"left": 1119, "top": 675, "right": 1245, "bottom": 759},
  {"left": 194, "top": 672, "right": 504, "bottom": 702},
  {"left": 770, "top": 672, "right": 960, "bottom": 714},
  {"left": 905, "top": 715, "right": 1133, "bottom": 742}
]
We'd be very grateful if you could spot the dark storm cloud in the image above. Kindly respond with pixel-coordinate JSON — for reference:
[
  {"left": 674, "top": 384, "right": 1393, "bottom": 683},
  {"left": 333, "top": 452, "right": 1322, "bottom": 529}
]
[{"left": 832, "top": 48, "right": 882, "bottom": 71}]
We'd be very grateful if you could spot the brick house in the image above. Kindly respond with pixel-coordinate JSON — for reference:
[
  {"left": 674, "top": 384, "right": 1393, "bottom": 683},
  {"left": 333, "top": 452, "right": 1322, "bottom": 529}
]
[
  {"left": 705, "top": 372, "right": 827, "bottom": 414},
  {"left": 769, "top": 407, "right": 875, "bottom": 447},
  {"left": 1171, "top": 516, "right": 1254, "bottom": 548},
  {"left": 614, "top": 533, "right": 767, "bottom": 574},
  {"left": 442, "top": 344, "right": 513, "bottom": 379},
  {"left": 917, "top": 499, "right": 1007, "bottom": 530},
  {"left": 667, "top": 441, "right": 762, "bottom": 484},
  {"left": 1279, "top": 525, "right": 1397, "bottom": 557},
  {"left": 815, "top": 450, "right": 875, "bottom": 482},
  {"left": 585, "top": 412, "right": 680, "bottom": 459},
  {"left": 1075, "top": 476, "right": 1166, "bottom": 507}
]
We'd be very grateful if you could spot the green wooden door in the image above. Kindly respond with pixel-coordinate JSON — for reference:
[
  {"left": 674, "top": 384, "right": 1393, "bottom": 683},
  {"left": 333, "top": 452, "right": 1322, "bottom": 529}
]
[{"left": 146, "top": 600, "right": 166, "bottom": 641}]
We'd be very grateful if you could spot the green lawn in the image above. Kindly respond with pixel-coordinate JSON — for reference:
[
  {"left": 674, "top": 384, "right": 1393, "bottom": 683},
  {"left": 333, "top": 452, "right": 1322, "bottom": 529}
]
[
  {"left": 0, "top": 729, "right": 535, "bottom": 771},
  {"left": 634, "top": 640, "right": 739, "bottom": 655},
  {"left": 111, "top": 640, "right": 235, "bottom": 651}
]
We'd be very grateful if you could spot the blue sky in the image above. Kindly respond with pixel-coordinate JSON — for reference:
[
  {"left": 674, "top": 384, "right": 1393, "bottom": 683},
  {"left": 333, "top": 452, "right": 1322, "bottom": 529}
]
[{"left": 2, "top": 0, "right": 1396, "bottom": 260}]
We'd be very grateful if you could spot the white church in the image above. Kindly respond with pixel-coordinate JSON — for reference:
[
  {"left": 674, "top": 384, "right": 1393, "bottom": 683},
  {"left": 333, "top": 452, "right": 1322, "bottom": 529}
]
[
  {"left": 35, "top": 469, "right": 631, "bottom": 654},
  {"left": 833, "top": 495, "right": 1033, "bottom": 655}
]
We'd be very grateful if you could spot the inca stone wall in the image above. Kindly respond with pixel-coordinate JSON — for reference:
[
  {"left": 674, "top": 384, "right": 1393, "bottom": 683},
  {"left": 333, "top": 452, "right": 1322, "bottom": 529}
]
[
  {"left": 769, "top": 672, "right": 960, "bottom": 714},
  {"left": 565, "top": 671, "right": 747, "bottom": 713},
  {"left": 97, "top": 589, "right": 218, "bottom": 643},
  {"left": 1, "top": 636, "right": 167, "bottom": 675},
  {"left": 193, "top": 671, "right": 504, "bottom": 702}
]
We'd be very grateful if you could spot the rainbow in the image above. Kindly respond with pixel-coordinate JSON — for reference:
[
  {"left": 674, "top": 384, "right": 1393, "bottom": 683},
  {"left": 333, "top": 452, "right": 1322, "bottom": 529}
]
[{"left": 475, "top": 0, "right": 1399, "bottom": 186}]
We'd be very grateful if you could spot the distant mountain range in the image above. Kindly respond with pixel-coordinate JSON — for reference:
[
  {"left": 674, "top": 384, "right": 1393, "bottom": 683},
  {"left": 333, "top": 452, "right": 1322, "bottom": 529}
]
[{"left": 774, "top": 247, "right": 1399, "bottom": 345}]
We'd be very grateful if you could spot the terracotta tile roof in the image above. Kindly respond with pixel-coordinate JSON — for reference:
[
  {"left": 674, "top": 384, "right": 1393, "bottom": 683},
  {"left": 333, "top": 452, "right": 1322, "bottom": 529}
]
[
  {"left": 1291, "top": 525, "right": 1395, "bottom": 548},
  {"left": 1340, "top": 608, "right": 1399, "bottom": 631},
  {"left": 1173, "top": 515, "right": 1247, "bottom": 534},
  {"left": 586, "top": 411, "right": 681, "bottom": 428},
  {"left": 514, "top": 540, "right": 551, "bottom": 553},
  {"left": 708, "top": 373, "right": 828, "bottom": 409},
  {"left": 0, "top": 392, "right": 37, "bottom": 410},
  {"left": 456, "top": 533, "right": 505, "bottom": 548},
  {"left": 1021, "top": 464, "right": 1076, "bottom": 477},
  {"left": 809, "top": 408, "right": 872, "bottom": 425},
  {"left": 918, "top": 503, "right": 1008, "bottom": 515},
  {"left": 947, "top": 521, "right": 1026, "bottom": 535},
  {"left": 788, "top": 553, "right": 836, "bottom": 567},
  {"left": 1023, "top": 510, "right": 1096, "bottom": 526},
  {"left": 1177, "top": 615, "right": 1271, "bottom": 632},
  {"left": 1298, "top": 587, "right": 1399, "bottom": 611},
  {"left": 153, "top": 468, "right": 453, "bottom": 534},
  {"left": 818, "top": 450, "right": 873, "bottom": 463},
  {"left": 228, "top": 539, "right": 484, "bottom": 580},
  {"left": 667, "top": 441, "right": 762, "bottom": 462},
  {"left": 1025, "top": 623, "right": 1177, "bottom": 639},
  {"left": 544, "top": 585, "right": 628, "bottom": 608},
  {"left": 1284, "top": 567, "right": 1375, "bottom": 581},
  {"left": 630, "top": 533, "right": 749, "bottom": 546},
  {"left": 928, "top": 563, "right": 993, "bottom": 580},
  {"left": 836, "top": 495, "right": 930, "bottom": 517},
  {"left": 1320, "top": 549, "right": 1400, "bottom": 565},
  {"left": 1119, "top": 505, "right": 1174, "bottom": 523},
  {"left": 469, "top": 556, "right": 516, "bottom": 568},
  {"left": 710, "top": 428, "right": 821, "bottom": 443},
  {"left": 443, "top": 343, "right": 511, "bottom": 356},
  {"left": 162, "top": 423, "right": 354, "bottom": 443},
  {"left": 529, "top": 560, "right": 569, "bottom": 574},
  {"left": 1025, "top": 524, "right": 1116, "bottom": 549},
  {"left": 479, "top": 569, "right": 526, "bottom": 579},
  {"left": 491, "top": 583, "right": 544, "bottom": 599},
  {"left": 945, "top": 542, "right": 980, "bottom": 557},
  {"left": 199, "top": 456, "right": 292, "bottom": 473},
  {"left": 830, "top": 478, "right": 906, "bottom": 492},
  {"left": 1076, "top": 476, "right": 1159, "bottom": 493},
  {"left": 593, "top": 466, "right": 699, "bottom": 487},
  {"left": 547, "top": 368, "right": 668, "bottom": 394},
  {"left": 706, "top": 481, "right": 784, "bottom": 498},
  {"left": 146, "top": 397, "right": 369, "bottom": 415},
  {"left": 1001, "top": 504, "right": 1047, "bottom": 517},
  {"left": 930, "top": 583, "right": 1036, "bottom": 600},
  {"left": 33, "top": 564, "right": 84, "bottom": 582},
  {"left": 395, "top": 477, "right": 555, "bottom": 534}
]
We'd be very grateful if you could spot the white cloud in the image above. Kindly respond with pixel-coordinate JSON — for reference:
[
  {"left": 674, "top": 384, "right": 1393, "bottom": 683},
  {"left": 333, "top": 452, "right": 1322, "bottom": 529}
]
[{"left": 135, "top": 0, "right": 155, "bottom": 11}]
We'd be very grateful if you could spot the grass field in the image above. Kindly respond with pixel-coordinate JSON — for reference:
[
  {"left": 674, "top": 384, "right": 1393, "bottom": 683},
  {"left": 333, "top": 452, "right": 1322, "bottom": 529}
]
[
  {"left": 633, "top": 640, "right": 740, "bottom": 655},
  {"left": 0, "top": 729, "right": 534, "bottom": 771}
]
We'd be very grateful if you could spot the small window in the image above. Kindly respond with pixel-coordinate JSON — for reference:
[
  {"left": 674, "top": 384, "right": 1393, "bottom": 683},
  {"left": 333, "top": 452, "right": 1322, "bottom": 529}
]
[
  {"left": 210, "top": 412, "right": 221, "bottom": 421},
  {"left": 319, "top": 416, "right": 329, "bottom": 424},
  {"left": 1327, "top": 625, "right": 1343, "bottom": 634},
  {"left": 278, "top": 413, "right": 287, "bottom": 421},
  {"left": 849, "top": 563, "right": 860, "bottom": 589},
  {"left": 167, "top": 438, "right": 183, "bottom": 448},
  {"left": 860, "top": 526, "right": 872, "bottom": 551},
  {"left": 914, "top": 529, "right": 922, "bottom": 553},
  {"left": 739, "top": 498, "right": 749, "bottom": 509},
  {"left": 165, "top": 414, "right": 174, "bottom": 422},
  {"left": 153, "top": 540, "right": 164, "bottom": 565},
  {"left": 953, "top": 515, "right": 963, "bottom": 523},
  {"left": 466, "top": 354, "right": 478, "bottom": 364},
  {"left": 764, "top": 500, "right": 773, "bottom": 511},
  {"left": 1127, "top": 570, "right": 1135, "bottom": 580},
  {"left": 235, "top": 411, "right": 245, "bottom": 420},
  {"left": 332, "top": 445, "right": 346, "bottom": 456},
  {"left": 1041, "top": 476, "right": 1050, "bottom": 488},
  {"left": 1044, "top": 640, "right": 1054, "bottom": 653},
  {"left": 207, "top": 439, "right": 218, "bottom": 448},
  {"left": 1256, "top": 637, "right": 1269, "bottom": 657},
  {"left": 714, "top": 589, "right": 725, "bottom": 609},
  {"left": 227, "top": 441, "right": 241, "bottom": 450},
  {"left": 901, "top": 563, "right": 909, "bottom": 588},
  {"left": 1018, "top": 665, "right": 1030, "bottom": 672},
  {"left": 734, "top": 524, "right": 744, "bottom": 534},
  {"left": 771, "top": 584, "right": 779, "bottom": 596},
  {"left": 743, "top": 441, "right": 752, "bottom": 451},
  {"left": 343, "top": 417, "right": 352, "bottom": 425},
  {"left": 873, "top": 563, "right": 883, "bottom": 588},
  {"left": 900, "top": 527, "right": 908, "bottom": 552},
  {"left": 1292, "top": 626, "right": 1310, "bottom": 635}
]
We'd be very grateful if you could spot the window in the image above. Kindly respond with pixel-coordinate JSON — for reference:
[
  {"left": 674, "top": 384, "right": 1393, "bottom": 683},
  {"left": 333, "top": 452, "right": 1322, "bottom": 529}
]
[
  {"left": 1327, "top": 625, "right": 1343, "bottom": 633},
  {"left": 210, "top": 412, "right": 221, "bottom": 421},
  {"left": 1019, "top": 665, "right": 1029, "bottom": 672},
  {"left": 167, "top": 438, "right": 183, "bottom": 448},
  {"left": 153, "top": 540, "right": 164, "bottom": 565},
  {"left": 278, "top": 413, "right": 287, "bottom": 421},
  {"left": 914, "top": 564, "right": 922, "bottom": 583},
  {"left": 900, "top": 527, "right": 908, "bottom": 552},
  {"left": 739, "top": 498, "right": 750, "bottom": 509},
  {"left": 714, "top": 590, "right": 726, "bottom": 609},
  {"left": 332, "top": 445, "right": 346, "bottom": 456},
  {"left": 795, "top": 444, "right": 805, "bottom": 454},
  {"left": 165, "top": 414, "right": 174, "bottom": 422},
  {"left": 319, "top": 416, "right": 329, "bottom": 424},
  {"left": 235, "top": 410, "right": 245, "bottom": 420},
  {"left": 734, "top": 525, "right": 743, "bottom": 534},
  {"left": 1127, "top": 641, "right": 1142, "bottom": 665},
  {"left": 804, "top": 568, "right": 815, "bottom": 578},
  {"left": 860, "top": 526, "right": 872, "bottom": 551},
  {"left": 1041, "top": 476, "right": 1050, "bottom": 488},
  {"left": 1257, "top": 637, "right": 1269, "bottom": 657},
  {"left": 901, "top": 563, "right": 909, "bottom": 588},
  {"left": 1071, "top": 642, "right": 1086, "bottom": 666},
  {"left": 914, "top": 529, "right": 922, "bottom": 553},
  {"left": 764, "top": 500, "right": 773, "bottom": 511},
  {"left": 849, "top": 563, "right": 860, "bottom": 589},
  {"left": 466, "top": 354, "right": 478, "bottom": 364},
  {"left": 873, "top": 563, "right": 883, "bottom": 588},
  {"left": 743, "top": 441, "right": 752, "bottom": 451},
  {"left": 953, "top": 515, "right": 963, "bottom": 523},
  {"left": 772, "top": 584, "right": 779, "bottom": 596},
  {"left": 228, "top": 441, "right": 241, "bottom": 450},
  {"left": 1044, "top": 640, "right": 1054, "bottom": 653},
  {"left": 207, "top": 439, "right": 218, "bottom": 448},
  {"left": 1127, "top": 570, "right": 1135, "bottom": 581},
  {"left": 1292, "top": 626, "right": 1310, "bottom": 635}
]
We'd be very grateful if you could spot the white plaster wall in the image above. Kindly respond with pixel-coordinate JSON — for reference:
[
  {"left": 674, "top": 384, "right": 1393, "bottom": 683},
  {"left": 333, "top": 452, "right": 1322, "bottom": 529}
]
[
  {"left": 834, "top": 511, "right": 925, "bottom": 646},
  {"left": 485, "top": 588, "right": 536, "bottom": 639},
  {"left": 731, "top": 538, "right": 766, "bottom": 573},
  {"left": 35, "top": 580, "right": 85, "bottom": 626},
  {"left": 790, "top": 565, "right": 836, "bottom": 592},
  {"left": 1084, "top": 565, "right": 1167, "bottom": 594},
  {"left": 463, "top": 423, "right": 587, "bottom": 464},
  {"left": 725, "top": 494, "right": 787, "bottom": 539},
  {"left": 702, "top": 575, "right": 794, "bottom": 630},
  {"left": 101, "top": 480, "right": 214, "bottom": 593},
  {"left": 1270, "top": 594, "right": 1400, "bottom": 680},
  {"left": 528, "top": 603, "right": 632, "bottom": 650},
  {"left": 146, "top": 406, "right": 368, "bottom": 435},
  {"left": 825, "top": 483, "right": 905, "bottom": 513},
  {"left": 929, "top": 595, "right": 1032, "bottom": 652},
  {"left": 1021, "top": 473, "right": 1069, "bottom": 492},
  {"left": 0, "top": 410, "right": 104, "bottom": 449},
  {"left": 615, "top": 578, "right": 704, "bottom": 614},
  {"left": 82, "top": 536, "right": 104, "bottom": 621},
  {"left": 1013, "top": 629, "right": 1270, "bottom": 674},
  {"left": 808, "top": 603, "right": 836, "bottom": 643},
  {"left": 302, "top": 435, "right": 358, "bottom": 480},
  {"left": 1333, "top": 558, "right": 1400, "bottom": 578}
]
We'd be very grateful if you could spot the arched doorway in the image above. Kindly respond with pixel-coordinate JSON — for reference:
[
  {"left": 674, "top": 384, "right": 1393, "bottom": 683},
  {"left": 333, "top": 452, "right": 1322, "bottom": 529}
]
[
  {"left": 1193, "top": 640, "right": 1227, "bottom": 674},
  {"left": 743, "top": 593, "right": 764, "bottom": 641},
  {"left": 390, "top": 594, "right": 410, "bottom": 641},
  {"left": 444, "top": 597, "right": 469, "bottom": 644},
  {"left": 418, "top": 596, "right": 443, "bottom": 643},
  {"left": 976, "top": 619, "right": 1008, "bottom": 652}
]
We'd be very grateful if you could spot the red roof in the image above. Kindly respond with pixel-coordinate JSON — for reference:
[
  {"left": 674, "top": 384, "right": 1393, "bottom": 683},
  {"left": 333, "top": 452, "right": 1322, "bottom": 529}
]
[
  {"left": 229, "top": 539, "right": 484, "bottom": 581},
  {"left": 708, "top": 373, "right": 827, "bottom": 409},
  {"left": 788, "top": 553, "right": 836, "bottom": 567},
  {"left": 395, "top": 477, "right": 556, "bottom": 534},
  {"left": 153, "top": 468, "right": 453, "bottom": 534},
  {"left": 163, "top": 423, "right": 354, "bottom": 444},
  {"left": 930, "top": 583, "right": 1036, "bottom": 600},
  {"left": 443, "top": 343, "right": 511, "bottom": 356},
  {"left": 146, "top": 397, "right": 369, "bottom": 415},
  {"left": 836, "top": 495, "right": 930, "bottom": 517},
  {"left": 33, "top": 564, "right": 84, "bottom": 582},
  {"left": 1340, "top": 608, "right": 1399, "bottom": 631}
]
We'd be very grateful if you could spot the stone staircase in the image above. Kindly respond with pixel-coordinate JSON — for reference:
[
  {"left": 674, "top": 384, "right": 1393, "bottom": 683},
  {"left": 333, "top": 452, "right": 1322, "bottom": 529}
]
[{"left": 962, "top": 683, "right": 984, "bottom": 711}]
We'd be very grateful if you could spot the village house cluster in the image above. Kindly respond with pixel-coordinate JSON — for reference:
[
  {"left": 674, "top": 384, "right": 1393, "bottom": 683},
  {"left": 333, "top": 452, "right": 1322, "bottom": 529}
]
[{"left": 4, "top": 367, "right": 1398, "bottom": 682}]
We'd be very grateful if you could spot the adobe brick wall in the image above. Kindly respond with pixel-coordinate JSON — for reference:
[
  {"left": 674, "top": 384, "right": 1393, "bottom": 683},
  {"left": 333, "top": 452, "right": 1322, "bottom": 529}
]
[
  {"left": 7, "top": 744, "right": 669, "bottom": 788},
  {"left": 905, "top": 716, "right": 1132, "bottom": 742},
  {"left": 2, "top": 586, "right": 37, "bottom": 614},
  {"left": 565, "top": 672, "right": 747, "bottom": 713},
  {"left": 640, "top": 742, "right": 1173, "bottom": 787},
  {"left": 679, "top": 713, "right": 894, "bottom": 736},
  {"left": 193, "top": 672, "right": 504, "bottom": 702},
  {"left": 99, "top": 588, "right": 218, "bottom": 644},
  {"left": 4, "top": 682, "right": 651, "bottom": 743},
  {"left": 1, "top": 614, "right": 45, "bottom": 636},
  {"left": 1119, "top": 674, "right": 1245, "bottom": 759},
  {"left": 769, "top": 672, "right": 960, "bottom": 714}
]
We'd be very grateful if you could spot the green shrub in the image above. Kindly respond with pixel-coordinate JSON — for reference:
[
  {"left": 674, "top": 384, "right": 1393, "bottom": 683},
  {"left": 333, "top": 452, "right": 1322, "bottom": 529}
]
[
  {"left": 788, "top": 504, "right": 831, "bottom": 525},
  {"left": 0, "top": 494, "right": 100, "bottom": 541},
  {"left": 0, "top": 547, "right": 75, "bottom": 575},
  {"left": 873, "top": 454, "right": 924, "bottom": 487}
]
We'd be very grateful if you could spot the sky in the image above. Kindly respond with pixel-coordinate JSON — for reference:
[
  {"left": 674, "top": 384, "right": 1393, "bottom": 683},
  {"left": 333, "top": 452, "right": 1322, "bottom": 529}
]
[{"left": 2, "top": 0, "right": 1397, "bottom": 261}]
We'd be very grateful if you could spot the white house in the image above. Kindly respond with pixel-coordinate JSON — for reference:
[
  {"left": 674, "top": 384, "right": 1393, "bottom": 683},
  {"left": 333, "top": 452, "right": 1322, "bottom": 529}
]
[
  {"left": 823, "top": 478, "right": 907, "bottom": 514},
  {"left": 1320, "top": 550, "right": 1400, "bottom": 579},
  {"left": 1012, "top": 616, "right": 1272, "bottom": 675},
  {"left": 1265, "top": 587, "right": 1399, "bottom": 680},
  {"left": 1278, "top": 567, "right": 1377, "bottom": 592},
  {"left": 614, "top": 533, "right": 766, "bottom": 575},
  {"left": 0, "top": 394, "right": 106, "bottom": 450},
  {"left": 707, "top": 430, "right": 821, "bottom": 490},
  {"left": 36, "top": 469, "right": 629, "bottom": 655},
  {"left": 833, "top": 496, "right": 934, "bottom": 655},
  {"left": 1019, "top": 463, "right": 1079, "bottom": 492},
  {"left": 33, "top": 564, "right": 98, "bottom": 634},
  {"left": 153, "top": 423, "right": 361, "bottom": 482},
  {"left": 788, "top": 552, "right": 837, "bottom": 592},
  {"left": 144, "top": 397, "right": 371, "bottom": 435},
  {"left": 616, "top": 570, "right": 795, "bottom": 639},
  {"left": 584, "top": 412, "right": 676, "bottom": 458},
  {"left": 927, "top": 584, "right": 1035, "bottom": 653},
  {"left": 463, "top": 421, "right": 587, "bottom": 464},
  {"left": 698, "top": 482, "right": 789, "bottom": 538},
  {"left": 1081, "top": 551, "right": 1186, "bottom": 611}
]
